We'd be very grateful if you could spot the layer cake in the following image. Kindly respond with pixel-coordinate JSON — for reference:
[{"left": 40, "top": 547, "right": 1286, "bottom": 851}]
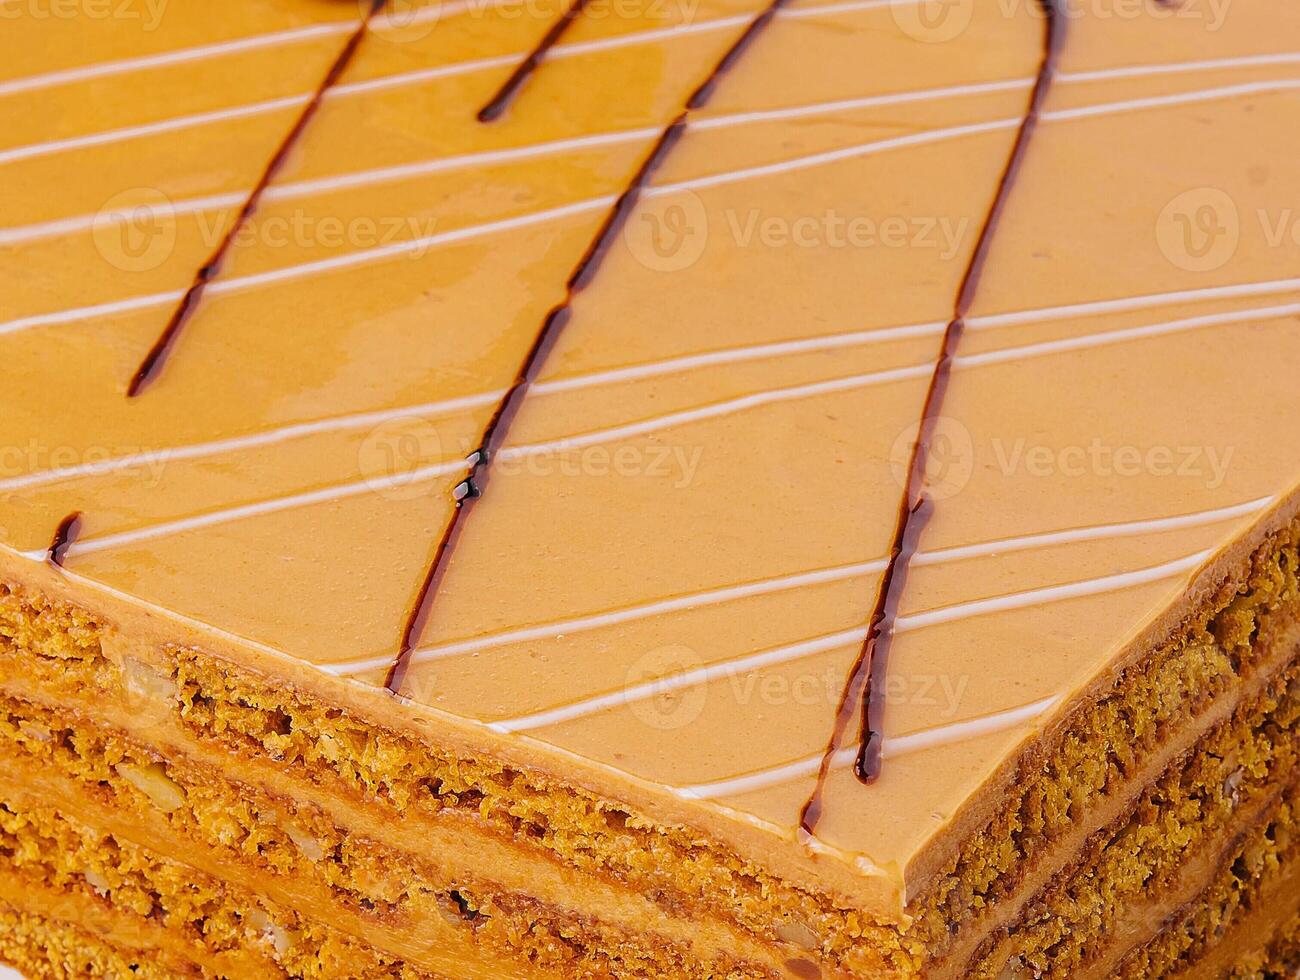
[{"left": 1, "top": 0, "right": 1299, "bottom": 976}]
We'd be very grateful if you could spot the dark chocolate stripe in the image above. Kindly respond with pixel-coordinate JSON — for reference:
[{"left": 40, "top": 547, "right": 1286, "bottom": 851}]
[
  {"left": 799, "top": 0, "right": 1064, "bottom": 836},
  {"left": 477, "top": 0, "right": 594, "bottom": 122},
  {"left": 385, "top": 0, "right": 790, "bottom": 694},
  {"left": 46, "top": 512, "right": 83, "bottom": 567},
  {"left": 127, "top": 0, "right": 387, "bottom": 397}
]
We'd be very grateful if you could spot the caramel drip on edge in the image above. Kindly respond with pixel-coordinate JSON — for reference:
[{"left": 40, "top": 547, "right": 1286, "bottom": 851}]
[
  {"left": 126, "top": 0, "right": 388, "bottom": 397},
  {"left": 799, "top": 0, "right": 1064, "bottom": 837},
  {"left": 385, "top": 0, "right": 794, "bottom": 694}
]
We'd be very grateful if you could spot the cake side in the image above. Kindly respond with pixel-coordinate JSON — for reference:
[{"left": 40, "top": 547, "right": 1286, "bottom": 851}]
[{"left": 3, "top": 496, "right": 1299, "bottom": 976}]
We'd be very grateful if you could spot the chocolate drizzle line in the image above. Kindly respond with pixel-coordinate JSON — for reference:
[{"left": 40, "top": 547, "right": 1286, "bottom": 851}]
[
  {"left": 798, "top": 0, "right": 1064, "bottom": 837},
  {"left": 126, "top": 0, "right": 387, "bottom": 397},
  {"left": 477, "top": 0, "right": 593, "bottom": 122},
  {"left": 46, "top": 512, "right": 83, "bottom": 567},
  {"left": 385, "top": 0, "right": 792, "bottom": 694}
]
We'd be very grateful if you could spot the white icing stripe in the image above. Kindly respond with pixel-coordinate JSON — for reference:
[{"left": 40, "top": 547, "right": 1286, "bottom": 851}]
[
  {"left": 0, "top": 94, "right": 310, "bottom": 167},
  {"left": 781, "top": 0, "right": 897, "bottom": 17},
  {"left": 0, "top": 290, "right": 184, "bottom": 338},
  {"left": 328, "top": 52, "right": 521, "bottom": 98},
  {"left": 28, "top": 288, "right": 1278, "bottom": 574},
  {"left": 264, "top": 128, "right": 661, "bottom": 203},
  {"left": 5, "top": 290, "right": 1288, "bottom": 538},
  {"left": 44, "top": 293, "right": 1276, "bottom": 572},
  {"left": 691, "top": 78, "right": 1034, "bottom": 131},
  {"left": 957, "top": 302, "right": 1300, "bottom": 369},
  {"left": 646, "top": 117, "right": 1022, "bottom": 197},
  {"left": 3, "top": 58, "right": 1290, "bottom": 254},
  {"left": 8, "top": 54, "right": 1268, "bottom": 248},
  {"left": 650, "top": 77, "right": 1300, "bottom": 199},
  {"left": 0, "top": 22, "right": 355, "bottom": 99},
  {"left": 327, "top": 0, "right": 875, "bottom": 100},
  {"left": 326, "top": 558, "right": 892, "bottom": 675},
  {"left": 490, "top": 628, "right": 869, "bottom": 732},
  {"left": 0, "top": 390, "right": 506, "bottom": 494},
  {"left": 532, "top": 321, "right": 948, "bottom": 395},
  {"left": 0, "top": 130, "right": 649, "bottom": 249},
  {"left": 1042, "top": 78, "right": 1300, "bottom": 123},
  {"left": 536, "top": 298, "right": 1300, "bottom": 400},
  {"left": 0, "top": 3, "right": 863, "bottom": 177},
  {"left": 502, "top": 296, "right": 1300, "bottom": 460},
  {"left": 480, "top": 500, "right": 1268, "bottom": 723},
  {"left": 0, "top": 192, "right": 246, "bottom": 249},
  {"left": 2, "top": 72, "right": 1296, "bottom": 353},
  {"left": 201, "top": 196, "right": 616, "bottom": 297},
  {"left": 672, "top": 696, "right": 1061, "bottom": 799},
  {"left": 0, "top": 0, "right": 510, "bottom": 101},
  {"left": 1058, "top": 50, "right": 1300, "bottom": 83},
  {"left": 500, "top": 363, "right": 934, "bottom": 460},
  {"left": 3, "top": 10, "right": 1291, "bottom": 176},
  {"left": 0, "top": 78, "right": 1013, "bottom": 248},
  {"left": 370, "top": 0, "right": 484, "bottom": 30},
  {"left": 896, "top": 550, "right": 1211, "bottom": 633},
  {"left": 323, "top": 0, "right": 901, "bottom": 100},
  {"left": 0, "top": 54, "right": 1192, "bottom": 247},
  {"left": 914, "top": 497, "right": 1273, "bottom": 565},
  {"left": 967, "top": 279, "right": 1300, "bottom": 330},
  {"left": 66, "top": 458, "right": 472, "bottom": 558}
]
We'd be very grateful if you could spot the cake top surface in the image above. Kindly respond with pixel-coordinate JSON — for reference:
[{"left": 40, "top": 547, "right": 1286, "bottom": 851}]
[{"left": 4, "top": 0, "right": 1300, "bottom": 911}]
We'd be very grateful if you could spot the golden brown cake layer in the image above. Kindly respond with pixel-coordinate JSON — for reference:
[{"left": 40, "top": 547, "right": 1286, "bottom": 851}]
[
  {"left": 0, "top": 791, "right": 778, "bottom": 980},
  {"left": 969, "top": 664, "right": 1299, "bottom": 977},
  {"left": 3, "top": 507, "right": 1300, "bottom": 977}
]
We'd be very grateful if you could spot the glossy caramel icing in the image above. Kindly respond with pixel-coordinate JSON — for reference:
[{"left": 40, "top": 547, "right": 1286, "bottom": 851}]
[{"left": 3, "top": 0, "right": 1300, "bottom": 916}]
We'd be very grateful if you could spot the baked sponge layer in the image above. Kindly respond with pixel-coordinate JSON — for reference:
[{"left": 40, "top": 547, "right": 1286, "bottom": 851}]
[{"left": 2, "top": 513, "right": 1300, "bottom": 977}]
